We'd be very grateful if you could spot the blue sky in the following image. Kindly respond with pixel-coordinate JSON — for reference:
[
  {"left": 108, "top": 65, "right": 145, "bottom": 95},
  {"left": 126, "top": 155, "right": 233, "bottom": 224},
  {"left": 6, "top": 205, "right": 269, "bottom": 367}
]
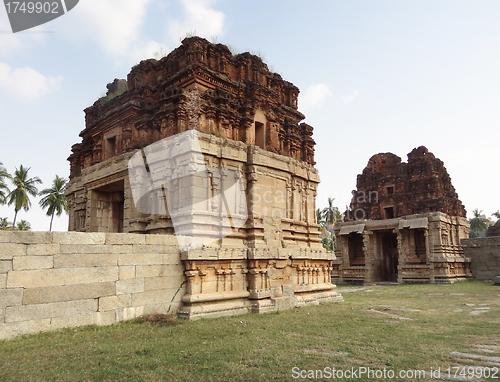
[{"left": 0, "top": 0, "right": 499, "bottom": 231}]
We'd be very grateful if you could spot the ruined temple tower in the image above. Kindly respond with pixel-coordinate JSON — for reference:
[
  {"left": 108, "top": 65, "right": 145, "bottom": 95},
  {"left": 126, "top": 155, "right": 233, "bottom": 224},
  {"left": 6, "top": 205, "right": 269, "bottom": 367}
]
[
  {"left": 333, "top": 146, "right": 471, "bottom": 284},
  {"left": 66, "top": 37, "right": 342, "bottom": 318}
]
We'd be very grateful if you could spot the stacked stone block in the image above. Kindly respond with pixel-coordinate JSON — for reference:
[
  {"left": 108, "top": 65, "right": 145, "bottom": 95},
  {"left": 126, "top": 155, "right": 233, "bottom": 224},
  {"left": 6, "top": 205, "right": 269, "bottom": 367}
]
[
  {"left": 0, "top": 231, "right": 185, "bottom": 340},
  {"left": 462, "top": 237, "right": 500, "bottom": 280}
]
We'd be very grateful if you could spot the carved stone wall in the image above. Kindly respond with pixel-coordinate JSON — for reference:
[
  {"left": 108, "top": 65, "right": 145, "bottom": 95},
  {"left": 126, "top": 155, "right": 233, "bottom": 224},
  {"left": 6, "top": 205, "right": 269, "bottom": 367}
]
[{"left": 333, "top": 212, "right": 470, "bottom": 284}]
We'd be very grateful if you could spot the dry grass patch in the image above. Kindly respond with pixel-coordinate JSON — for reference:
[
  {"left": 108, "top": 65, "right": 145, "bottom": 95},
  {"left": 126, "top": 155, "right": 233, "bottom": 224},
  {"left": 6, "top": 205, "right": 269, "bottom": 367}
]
[
  {"left": 0, "top": 280, "right": 498, "bottom": 381},
  {"left": 134, "top": 313, "right": 178, "bottom": 326}
]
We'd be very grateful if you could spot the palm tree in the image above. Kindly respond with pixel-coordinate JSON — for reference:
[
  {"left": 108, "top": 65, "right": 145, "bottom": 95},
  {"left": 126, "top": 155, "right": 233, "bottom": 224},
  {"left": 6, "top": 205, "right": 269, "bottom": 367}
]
[
  {"left": 319, "top": 198, "right": 343, "bottom": 251},
  {"left": 469, "top": 209, "right": 490, "bottom": 238},
  {"left": 316, "top": 208, "right": 327, "bottom": 235},
  {"left": 0, "top": 162, "right": 10, "bottom": 205},
  {"left": 6, "top": 165, "right": 42, "bottom": 229},
  {"left": 16, "top": 220, "right": 31, "bottom": 231},
  {"left": 0, "top": 217, "right": 11, "bottom": 230},
  {"left": 322, "top": 197, "right": 342, "bottom": 226},
  {"left": 493, "top": 211, "right": 500, "bottom": 220},
  {"left": 39, "top": 175, "right": 68, "bottom": 231}
]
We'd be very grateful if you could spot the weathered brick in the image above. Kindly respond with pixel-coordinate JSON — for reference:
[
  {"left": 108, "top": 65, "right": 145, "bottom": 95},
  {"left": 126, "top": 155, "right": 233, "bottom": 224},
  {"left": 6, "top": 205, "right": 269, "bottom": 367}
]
[
  {"left": 9, "top": 232, "right": 52, "bottom": 244},
  {"left": 131, "top": 289, "right": 180, "bottom": 307},
  {"left": 54, "top": 253, "right": 117, "bottom": 268},
  {"left": 116, "top": 278, "right": 144, "bottom": 294},
  {"left": 7, "top": 267, "right": 118, "bottom": 288},
  {"left": 52, "top": 232, "right": 106, "bottom": 245},
  {"left": 136, "top": 264, "right": 170, "bottom": 278},
  {"left": 23, "top": 282, "right": 116, "bottom": 304},
  {"left": 26, "top": 244, "right": 60, "bottom": 256},
  {"left": 106, "top": 233, "right": 146, "bottom": 245},
  {"left": 5, "top": 299, "right": 98, "bottom": 323},
  {"left": 59, "top": 244, "right": 111, "bottom": 254},
  {"left": 115, "top": 306, "right": 144, "bottom": 322},
  {"left": 13, "top": 256, "right": 53, "bottom": 271},
  {"left": 0, "top": 260, "right": 12, "bottom": 273},
  {"left": 0, "top": 243, "right": 27, "bottom": 259},
  {"left": 49, "top": 312, "right": 96, "bottom": 330},
  {"left": 0, "top": 289, "right": 23, "bottom": 308},
  {"left": 119, "top": 265, "right": 135, "bottom": 280},
  {"left": 99, "top": 294, "right": 131, "bottom": 312},
  {"left": 118, "top": 253, "right": 164, "bottom": 266},
  {"left": 110, "top": 245, "right": 134, "bottom": 254},
  {"left": 0, "top": 319, "right": 52, "bottom": 340},
  {"left": 145, "top": 235, "right": 180, "bottom": 246},
  {"left": 95, "top": 311, "right": 116, "bottom": 326},
  {"left": 0, "top": 231, "right": 10, "bottom": 243},
  {"left": 144, "top": 276, "right": 185, "bottom": 291},
  {"left": 50, "top": 311, "right": 115, "bottom": 329},
  {"left": 142, "top": 302, "right": 181, "bottom": 316}
]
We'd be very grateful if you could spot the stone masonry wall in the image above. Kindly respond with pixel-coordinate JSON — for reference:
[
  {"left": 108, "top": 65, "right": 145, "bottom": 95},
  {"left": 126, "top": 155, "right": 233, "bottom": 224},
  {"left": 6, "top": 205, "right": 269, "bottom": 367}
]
[
  {"left": 0, "top": 231, "right": 185, "bottom": 340},
  {"left": 462, "top": 237, "right": 500, "bottom": 280}
]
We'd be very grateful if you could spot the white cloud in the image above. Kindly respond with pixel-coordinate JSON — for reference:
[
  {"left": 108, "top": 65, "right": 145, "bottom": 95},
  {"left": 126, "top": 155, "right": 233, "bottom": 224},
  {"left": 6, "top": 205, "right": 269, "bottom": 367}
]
[
  {"left": 0, "top": 17, "right": 22, "bottom": 55},
  {"left": 0, "top": 13, "right": 46, "bottom": 57},
  {"left": 299, "top": 84, "right": 332, "bottom": 111},
  {"left": 167, "top": 0, "right": 224, "bottom": 43},
  {"left": 341, "top": 90, "right": 359, "bottom": 105},
  {"left": 129, "top": 40, "right": 171, "bottom": 64},
  {"left": 69, "top": 0, "right": 152, "bottom": 56},
  {"left": 0, "top": 63, "right": 64, "bottom": 102}
]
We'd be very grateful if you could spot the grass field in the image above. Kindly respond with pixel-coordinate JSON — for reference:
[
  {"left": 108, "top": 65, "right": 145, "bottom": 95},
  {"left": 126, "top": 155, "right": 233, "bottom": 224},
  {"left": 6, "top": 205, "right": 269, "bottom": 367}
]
[{"left": 0, "top": 280, "right": 499, "bottom": 381}]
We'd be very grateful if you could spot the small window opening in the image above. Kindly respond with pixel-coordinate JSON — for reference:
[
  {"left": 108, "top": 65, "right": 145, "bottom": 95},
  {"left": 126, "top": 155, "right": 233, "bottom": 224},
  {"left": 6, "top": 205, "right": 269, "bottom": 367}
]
[
  {"left": 384, "top": 207, "right": 394, "bottom": 219},
  {"left": 106, "top": 136, "right": 116, "bottom": 159},
  {"left": 255, "top": 122, "right": 265, "bottom": 149},
  {"left": 386, "top": 186, "right": 394, "bottom": 195}
]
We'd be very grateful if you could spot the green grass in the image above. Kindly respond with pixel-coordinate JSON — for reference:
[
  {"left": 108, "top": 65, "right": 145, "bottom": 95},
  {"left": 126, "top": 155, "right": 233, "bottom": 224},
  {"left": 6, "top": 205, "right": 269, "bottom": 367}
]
[{"left": 0, "top": 280, "right": 499, "bottom": 381}]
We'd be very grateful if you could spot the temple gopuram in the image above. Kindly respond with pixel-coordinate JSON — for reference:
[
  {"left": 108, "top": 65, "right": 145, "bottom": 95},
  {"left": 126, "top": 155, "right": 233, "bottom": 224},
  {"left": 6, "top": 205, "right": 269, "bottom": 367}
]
[
  {"left": 66, "top": 37, "right": 342, "bottom": 319},
  {"left": 333, "top": 146, "right": 471, "bottom": 284}
]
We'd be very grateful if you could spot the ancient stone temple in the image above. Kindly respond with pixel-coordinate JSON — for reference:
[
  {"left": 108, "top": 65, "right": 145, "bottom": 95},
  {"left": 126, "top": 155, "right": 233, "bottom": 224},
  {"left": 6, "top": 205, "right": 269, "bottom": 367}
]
[
  {"left": 66, "top": 37, "right": 342, "bottom": 319},
  {"left": 333, "top": 146, "right": 471, "bottom": 284},
  {"left": 487, "top": 221, "right": 500, "bottom": 237}
]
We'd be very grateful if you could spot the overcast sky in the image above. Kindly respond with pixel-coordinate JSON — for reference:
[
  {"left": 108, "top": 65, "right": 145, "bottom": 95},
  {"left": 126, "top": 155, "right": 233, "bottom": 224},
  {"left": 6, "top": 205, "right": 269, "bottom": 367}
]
[{"left": 0, "top": 0, "right": 499, "bottom": 231}]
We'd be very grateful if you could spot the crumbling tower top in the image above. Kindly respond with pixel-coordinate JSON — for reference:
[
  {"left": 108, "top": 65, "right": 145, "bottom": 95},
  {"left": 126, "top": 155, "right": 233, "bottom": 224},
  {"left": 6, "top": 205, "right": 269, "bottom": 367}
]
[
  {"left": 348, "top": 146, "right": 466, "bottom": 220},
  {"left": 69, "top": 37, "right": 316, "bottom": 179}
]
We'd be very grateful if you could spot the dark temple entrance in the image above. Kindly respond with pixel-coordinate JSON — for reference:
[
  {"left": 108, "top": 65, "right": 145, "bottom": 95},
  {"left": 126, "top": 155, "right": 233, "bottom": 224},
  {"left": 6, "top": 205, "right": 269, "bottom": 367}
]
[
  {"left": 378, "top": 231, "right": 399, "bottom": 282},
  {"left": 88, "top": 180, "right": 125, "bottom": 233}
]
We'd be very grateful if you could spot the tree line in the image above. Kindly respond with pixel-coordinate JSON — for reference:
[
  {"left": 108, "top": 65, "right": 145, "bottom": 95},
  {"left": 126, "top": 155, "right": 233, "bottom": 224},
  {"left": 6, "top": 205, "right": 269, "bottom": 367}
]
[
  {"left": 0, "top": 162, "right": 68, "bottom": 231},
  {"left": 469, "top": 209, "right": 500, "bottom": 238}
]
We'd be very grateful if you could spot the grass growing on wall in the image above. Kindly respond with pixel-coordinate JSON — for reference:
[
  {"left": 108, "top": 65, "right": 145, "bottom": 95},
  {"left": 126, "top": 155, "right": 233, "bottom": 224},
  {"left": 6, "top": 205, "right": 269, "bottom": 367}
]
[{"left": 0, "top": 280, "right": 499, "bottom": 381}]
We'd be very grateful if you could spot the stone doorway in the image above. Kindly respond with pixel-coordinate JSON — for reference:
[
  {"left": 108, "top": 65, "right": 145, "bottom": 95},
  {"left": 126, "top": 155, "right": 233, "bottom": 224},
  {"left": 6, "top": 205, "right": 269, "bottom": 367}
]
[
  {"left": 379, "top": 231, "right": 398, "bottom": 282},
  {"left": 88, "top": 180, "right": 125, "bottom": 233}
]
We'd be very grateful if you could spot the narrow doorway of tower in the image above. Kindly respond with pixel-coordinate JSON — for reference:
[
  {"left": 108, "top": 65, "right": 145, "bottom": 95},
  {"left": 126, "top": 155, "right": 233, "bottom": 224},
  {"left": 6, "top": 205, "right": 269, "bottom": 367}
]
[{"left": 378, "top": 231, "right": 399, "bottom": 282}]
